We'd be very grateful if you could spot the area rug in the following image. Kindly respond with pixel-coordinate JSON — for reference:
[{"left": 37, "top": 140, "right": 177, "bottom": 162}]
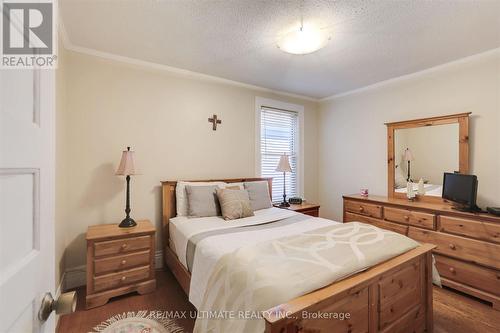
[{"left": 90, "top": 310, "right": 185, "bottom": 333}]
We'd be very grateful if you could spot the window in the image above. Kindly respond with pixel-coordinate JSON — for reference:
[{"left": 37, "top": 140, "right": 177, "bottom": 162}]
[{"left": 260, "top": 106, "right": 299, "bottom": 202}]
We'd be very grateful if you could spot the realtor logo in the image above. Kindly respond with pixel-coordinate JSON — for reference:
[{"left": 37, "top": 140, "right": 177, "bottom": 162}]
[{"left": 1, "top": 0, "right": 57, "bottom": 68}]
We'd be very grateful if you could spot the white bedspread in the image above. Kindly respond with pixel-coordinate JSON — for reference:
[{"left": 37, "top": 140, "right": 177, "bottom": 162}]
[{"left": 170, "top": 208, "right": 337, "bottom": 309}]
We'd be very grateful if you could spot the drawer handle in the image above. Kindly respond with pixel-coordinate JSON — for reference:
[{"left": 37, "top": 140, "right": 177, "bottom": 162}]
[
  {"left": 404, "top": 215, "right": 410, "bottom": 220},
  {"left": 449, "top": 243, "right": 456, "bottom": 250},
  {"left": 121, "top": 276, "right": 127, "bottom": 282},
  {"left": 121, "top": 244, "right": 128, "bottom": 249},
  {"left": 359, "top": 207, "right": 364, "bottom": 212},
  {"left": 449, "top": 267, "right": 456, "bottom": 274},
  {"left": 121, "top": 260, "right": 127, "bottom": 265}
]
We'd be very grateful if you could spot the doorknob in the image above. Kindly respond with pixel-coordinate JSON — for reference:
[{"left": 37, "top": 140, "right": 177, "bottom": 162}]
[{"left": 38, "top": 291, "right": 77, "bottom": 321}]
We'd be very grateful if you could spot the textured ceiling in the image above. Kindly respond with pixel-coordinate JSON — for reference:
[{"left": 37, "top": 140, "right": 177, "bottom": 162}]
[{"left": 60, "top": 0, "right": 500, "bottom": 99}]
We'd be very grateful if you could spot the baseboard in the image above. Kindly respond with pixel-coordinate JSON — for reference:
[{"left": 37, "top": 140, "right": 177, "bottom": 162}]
[
  {"left": 155, "top": 249, "right": 164, "bottom": 269},
  {"left": 62, "top": 250, "right": 165, "bottom": 290}
]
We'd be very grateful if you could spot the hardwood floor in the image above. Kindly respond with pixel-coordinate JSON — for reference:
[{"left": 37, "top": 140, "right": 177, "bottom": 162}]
[
  {"left": 58, "top": 270, "right": 499, "bottom": 333},
  {"left": 57, "top": 270, "right": 196, "bottom": 333}
]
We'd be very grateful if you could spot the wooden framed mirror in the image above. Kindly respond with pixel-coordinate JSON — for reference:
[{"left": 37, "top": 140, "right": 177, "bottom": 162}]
[{"left": 386, "top": 112, "right": 470, "bottom": 202}]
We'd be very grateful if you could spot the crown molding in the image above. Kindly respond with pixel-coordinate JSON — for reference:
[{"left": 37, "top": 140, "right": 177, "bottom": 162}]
[
  {"left": 65, "top": 44, "right": 319, "bottom": 102},
  {"left": 58, "top": 15, "right": 499, "bottom": 105},
  {"left": 57, "top": 20, "right": 318, "bottom": 103},
  {"left": 320, "top": 47, "right": 500, "bottom": 102}
]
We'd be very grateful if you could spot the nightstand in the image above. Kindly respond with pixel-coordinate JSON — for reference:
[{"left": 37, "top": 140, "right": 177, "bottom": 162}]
[
  {"left": 86, "top": 220, "right": 156, "bottom": 309},
  {"left": 274, "top": 202, "right": 320, "bottom": 217}
]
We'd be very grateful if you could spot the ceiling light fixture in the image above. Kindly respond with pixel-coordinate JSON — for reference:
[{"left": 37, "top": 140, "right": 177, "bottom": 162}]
[{"left": 277, "top": 23, "right": 330, "bottom": 55}]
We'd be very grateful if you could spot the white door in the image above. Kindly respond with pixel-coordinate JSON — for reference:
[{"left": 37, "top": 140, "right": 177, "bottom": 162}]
[{"left": 0, "top": 67, "right": 56, "bottom": 332}]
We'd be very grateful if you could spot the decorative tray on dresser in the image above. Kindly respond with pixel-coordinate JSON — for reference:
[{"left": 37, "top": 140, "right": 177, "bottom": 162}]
[
  {"left": 343, "top": 194, "right": 500, "bottom": 310},
  {"left": 86, "top": 220, "right": 156, "bottom": 309}
]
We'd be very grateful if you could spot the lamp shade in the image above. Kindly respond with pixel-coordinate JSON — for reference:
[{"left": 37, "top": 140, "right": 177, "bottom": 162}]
[
  {"left": 116, "top": 147, "right": 137, "bottom": 176},
  {"left": 403, "top": 148, "right": 414, "bottom": 162},
  {"left": 275, "top": 154, "right": 292, "bottom": 173}
]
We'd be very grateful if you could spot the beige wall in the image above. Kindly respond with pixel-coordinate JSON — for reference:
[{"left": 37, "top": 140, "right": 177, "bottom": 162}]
[
  {"left": 59, "top": 50, "right": 319, "bottom": 270},
  {"left": 318, "top": 50, "right": 500, "bottom": 220}
]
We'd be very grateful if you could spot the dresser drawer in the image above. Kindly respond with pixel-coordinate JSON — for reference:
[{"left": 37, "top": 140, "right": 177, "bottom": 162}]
[
  {"left": 434, "top": 255, "right": 500, "bottom": 296},
  {"left": 345, "top": 212, "right": 408, "bottom": 235},
  {"left": 94, "top": 235, "right": 150, "bottom": 257},
  {"left": 384, "top": 207, "right": 435, "bottom": 229},
  {"left": 344, "top": 200, "right": 382, "bottom": 219},
  {"left": 94, "top": 250, "right": 150, "bottom": 275},
  {"left": 93, "top": 265, "right": 151, "bottom": 293},
  {"left": 408, "top": 227, "right": 500, "bottom": 270},
  {"left": 438, "top": 216, "right": 500, "bottom": 244}
]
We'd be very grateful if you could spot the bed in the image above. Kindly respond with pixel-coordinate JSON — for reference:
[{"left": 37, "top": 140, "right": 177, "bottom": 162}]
[{"left": 162, "top": 178, "right": 435, "bottom": 333}]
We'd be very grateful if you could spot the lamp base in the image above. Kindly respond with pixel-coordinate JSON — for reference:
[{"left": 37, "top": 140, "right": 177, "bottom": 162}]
[
  {"left": 278, "top": 201, "right": 290, "bottom": 208},
  {"left": 119, "top": 217, "right": 137, "bottom": 228}
]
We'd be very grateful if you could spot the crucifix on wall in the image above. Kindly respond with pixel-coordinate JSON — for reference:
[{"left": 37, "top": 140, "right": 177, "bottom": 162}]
[{"left": 208, "top": 114, "right": 222, "bottom": 131}]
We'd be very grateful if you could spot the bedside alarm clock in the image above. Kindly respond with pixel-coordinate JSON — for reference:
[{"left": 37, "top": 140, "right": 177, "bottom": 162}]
[{"left": 289, "top": 197, "right": 303, "bottom": 204}]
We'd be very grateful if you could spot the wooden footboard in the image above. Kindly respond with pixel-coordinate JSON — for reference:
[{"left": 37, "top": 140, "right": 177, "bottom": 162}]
[{"left": 263, "top": 244, "right": 435, "bottom": 333}]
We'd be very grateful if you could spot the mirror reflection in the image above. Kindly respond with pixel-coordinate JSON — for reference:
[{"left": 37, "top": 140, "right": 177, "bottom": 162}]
[{"left": 394, "top": 123, "right": 459, "bottom": 197}]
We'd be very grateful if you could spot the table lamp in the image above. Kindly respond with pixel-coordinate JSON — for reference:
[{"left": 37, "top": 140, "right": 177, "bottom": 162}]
[
  {"left": 404, "top": 148, "right": 414, "bottom": 182},
  {"left": 116, "top": 147, "right": 138, "bottom": 228},
  {"left": 275, "top": 154, "right": 292, "bottom": 207}
]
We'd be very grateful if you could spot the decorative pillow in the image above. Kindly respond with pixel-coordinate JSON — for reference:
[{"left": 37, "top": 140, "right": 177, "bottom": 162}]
[
  {"left": 395, "top": 165, "right": 407, "bottom": 189},
  {"left": 176, "top": 181, "right": 225, "bottom": 216},
  {"left": 216, "top": 188, "right": 254, "bottom": 220},
  {"left": 244, "top": 181, "right": 272, "bottom": 211},
  {"left": 186, "top": 185, "right": 221, "bottom": 217}
]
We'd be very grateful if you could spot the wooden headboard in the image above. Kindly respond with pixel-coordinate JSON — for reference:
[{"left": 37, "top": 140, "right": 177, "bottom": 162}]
[{"left": 161, "top": 177, "right": 273, "bottom": 244}]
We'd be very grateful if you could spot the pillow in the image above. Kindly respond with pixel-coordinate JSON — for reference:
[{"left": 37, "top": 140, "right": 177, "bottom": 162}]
[
  {"left": 395, "top": 165, "right": 407, "bottom": 189},
  {"left": 244, "top": 181, "right": 272, "bottom": 211},
  {"left": 176, "top": 181, "right": 225, "bottom": 216},
  {"left": 223, "top": 182, "right": 244, "bottom": 190},
  {"left": 216, "top": 188, "right": 254, "bottom": 220},
  {"left": 186, "top": 185, "right": 221, "bottom": 217}
]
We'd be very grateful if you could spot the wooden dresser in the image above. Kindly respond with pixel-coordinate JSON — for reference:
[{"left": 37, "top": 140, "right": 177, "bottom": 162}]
[
  {"left": 86, "top": 220, "right": 156, "bottom": 309},
  {"left": 343, "top": 194, "right": 500, "bottom": 310}
]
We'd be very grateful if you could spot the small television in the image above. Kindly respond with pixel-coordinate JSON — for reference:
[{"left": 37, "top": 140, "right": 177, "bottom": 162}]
[{"left": 442, "top": 173, "right": 479, "bottom": 212}]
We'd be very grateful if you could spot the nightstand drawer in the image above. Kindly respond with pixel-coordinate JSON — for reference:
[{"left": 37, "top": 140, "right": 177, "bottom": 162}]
[
  {"left": 93, "top": 265, "right": 150, "bottom": 292},
  {"left": 344, "top": 200, "right": 382, "bottom": 219},
  {"left": 94, "top": 250, "right": 150, "bottom": 275},
  {"left": 94, "top": 235, "right": 150, "bottom": 257},
  {"left": 384, "top": 207, "right": 435, "bottom": 229},
  {"left": 300, "top": 209, "right": 319, "bottom": 217}
]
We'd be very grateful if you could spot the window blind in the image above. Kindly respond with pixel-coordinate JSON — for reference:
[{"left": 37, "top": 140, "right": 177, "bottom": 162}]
[{"left": 260, "top": 106, "right": 299, "bottom": 202}]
